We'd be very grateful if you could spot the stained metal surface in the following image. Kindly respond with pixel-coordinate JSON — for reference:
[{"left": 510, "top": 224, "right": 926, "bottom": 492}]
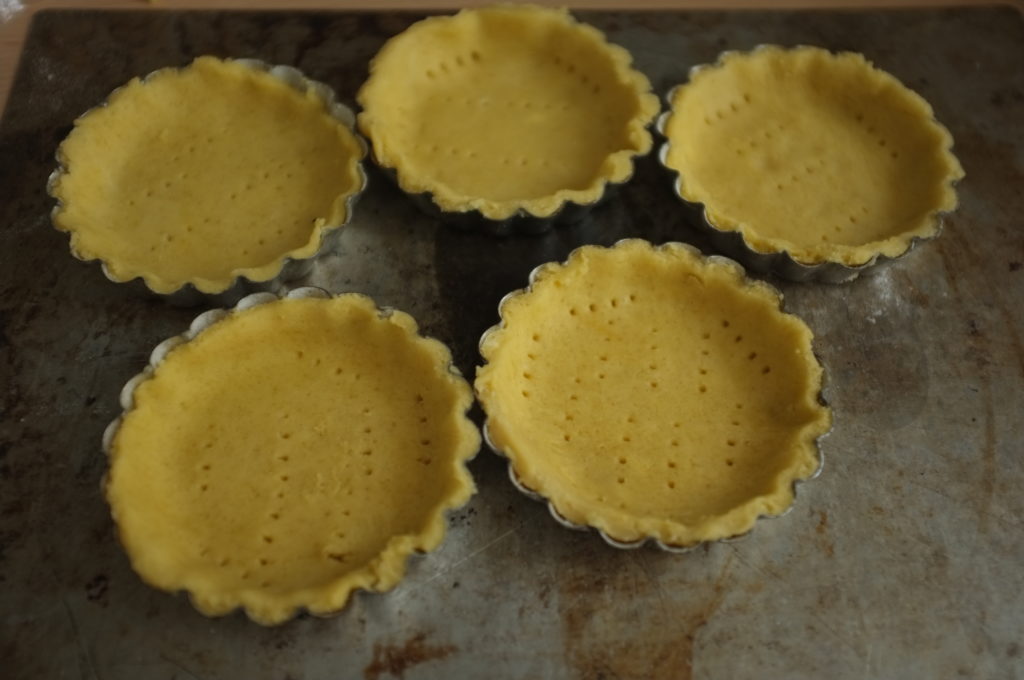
[{"left": 1, "top": 8, "right": 1022, "bottom": 680}]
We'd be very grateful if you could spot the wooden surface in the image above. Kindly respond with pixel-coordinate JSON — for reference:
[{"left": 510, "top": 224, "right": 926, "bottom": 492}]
[{"left": 0, "top": 0, "right": 1019, "bottom": 117}]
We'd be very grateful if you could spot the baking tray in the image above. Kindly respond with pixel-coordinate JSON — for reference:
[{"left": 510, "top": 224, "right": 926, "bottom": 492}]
[{"left": 1, "top": 7, "right": 1022, "bottom": 680}]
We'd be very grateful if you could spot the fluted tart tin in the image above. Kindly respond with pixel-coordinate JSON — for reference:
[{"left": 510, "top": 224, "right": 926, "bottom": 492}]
[
  {"left": 475, "top": 239, "right": 832, "bottom": 551},
  {"left": 49, "top": 57, "right": 369, "bottom": 305},
  {"left": 656, "top": 45, "right": 964, "bottom": 283}
]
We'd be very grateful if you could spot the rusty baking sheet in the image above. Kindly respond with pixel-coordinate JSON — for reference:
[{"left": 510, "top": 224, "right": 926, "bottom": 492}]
[{"left": 1, "top": 7, "right": 1023, "bottom": 680}]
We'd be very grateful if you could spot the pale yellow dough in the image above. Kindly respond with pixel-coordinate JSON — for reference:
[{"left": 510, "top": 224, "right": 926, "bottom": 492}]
[
  {"left": 476, "top": 240, "right": 831, "bottom": 547},
  {"left": 106, "top": 295, "right": 479, "bottom": 624},
  {"left": 52, "top": 57, "right": 364, "bottom": 294},
  {"left": 357, "top": 5, "right": 660, "bottom": 220},
  {"left": 663, "top": 46, "right": 964, "bottom": 266}
]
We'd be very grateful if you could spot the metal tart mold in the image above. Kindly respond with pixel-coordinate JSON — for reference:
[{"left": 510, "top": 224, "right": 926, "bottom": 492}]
[
  {"left": 49, "top": 58, "right": 368, "bottom": 306},
  {"left": 357, "top": 5, "right": 660, "bottom": 234},
  {"left": 373, "top": 157, "right": 626, "bottom": 237},
  {"left": 476, "top": 239, "right": 832, "bottom": 552},
  {"left": 656, "top": 45, "right": 965, "bottom": 283},
  {"left": 103, "top": 286, "right": 480, "bottom": 624}
]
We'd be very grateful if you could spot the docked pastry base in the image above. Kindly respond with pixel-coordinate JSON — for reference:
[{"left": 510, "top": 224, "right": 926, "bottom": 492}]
[
  {"left": 103, "top": 287, "right": 479, "bottom": 623},
  {"left": 49, "top": 59, "right": 368, "bottom": 305},
  {"left": 477, "top": 240, "right": 832, "bottom": 551},
  {"left": 656, "top": 46, "right": 964, "bottom": 283},
  {"left": 358, "top": 5, "right": 659, "bottom": 234}
]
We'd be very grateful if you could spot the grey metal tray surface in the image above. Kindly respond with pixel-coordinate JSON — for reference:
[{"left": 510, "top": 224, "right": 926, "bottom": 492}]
[{"left": 1, "top": 8, "right": 1022, "bottom": 680}]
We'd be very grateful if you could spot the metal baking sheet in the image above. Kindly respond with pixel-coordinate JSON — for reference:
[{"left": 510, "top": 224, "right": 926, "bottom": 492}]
[{"left": 1, "top": 8, "right": 1022, "bottom": 679}]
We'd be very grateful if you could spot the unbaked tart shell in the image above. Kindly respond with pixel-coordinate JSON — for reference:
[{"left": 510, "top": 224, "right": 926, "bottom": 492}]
[
  {"left": 658, "top": 45, "right": 964, "bottom": 281},
  {"left": 475, "top": 239, "right": 831, "bottom": 549},
  {"left": 50, "top": 57, "right": 367, "bottom": 300},
  {"left": 357, "top": 5, "right": 660, "bottom": 226},
  {"left": 103, "top": 288, "right": 479, "bottom": 624}
]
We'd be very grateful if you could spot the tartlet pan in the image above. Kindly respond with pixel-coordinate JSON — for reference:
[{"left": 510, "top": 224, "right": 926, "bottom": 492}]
[
  {"left": 657, "top": 45, "right": 964, "bottom": 282},
  {"left": 357, "top": 5, "right": 660, "bottom": 234},
  {"left": 475, "top": 239, "right": 832, "bottom": 551},
  {"left": 102, "top": 287, "right": 479, "bottom": 624},
  {"left": 49, "top": 57, "right": 368, "bottom": 305}
]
